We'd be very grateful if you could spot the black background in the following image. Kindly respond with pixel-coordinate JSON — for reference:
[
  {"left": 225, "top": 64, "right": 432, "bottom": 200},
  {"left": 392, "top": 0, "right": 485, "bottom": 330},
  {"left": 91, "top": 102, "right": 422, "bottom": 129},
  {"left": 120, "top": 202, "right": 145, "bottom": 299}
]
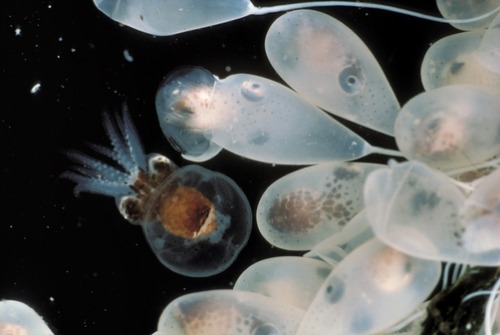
[{"left": 2, "top": 1, "right": 456, "bottom": 334}]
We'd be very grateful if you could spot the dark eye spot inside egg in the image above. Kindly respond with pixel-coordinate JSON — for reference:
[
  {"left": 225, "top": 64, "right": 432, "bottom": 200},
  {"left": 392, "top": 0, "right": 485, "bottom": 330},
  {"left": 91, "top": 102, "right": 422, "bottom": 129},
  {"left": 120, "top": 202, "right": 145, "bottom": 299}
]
[
  {"left": 325, "top": 276, "right": 345, "bottom": 304},
  {"left": 338, "top": 64, "right": 365, "bottom": 94}
]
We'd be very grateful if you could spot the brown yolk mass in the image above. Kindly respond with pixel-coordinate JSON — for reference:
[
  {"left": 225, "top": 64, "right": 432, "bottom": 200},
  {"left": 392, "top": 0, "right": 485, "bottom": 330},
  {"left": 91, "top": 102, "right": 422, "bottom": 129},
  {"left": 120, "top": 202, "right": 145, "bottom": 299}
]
[{"left": 159, "top": 186, "right": 217, "bottom": 238}]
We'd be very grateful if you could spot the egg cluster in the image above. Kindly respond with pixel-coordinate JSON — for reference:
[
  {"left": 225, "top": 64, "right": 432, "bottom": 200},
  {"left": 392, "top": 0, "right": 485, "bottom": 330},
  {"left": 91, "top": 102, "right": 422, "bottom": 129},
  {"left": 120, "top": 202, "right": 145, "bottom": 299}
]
[{"left": 150, "top": 4, "right": 500, "bottom": 334}]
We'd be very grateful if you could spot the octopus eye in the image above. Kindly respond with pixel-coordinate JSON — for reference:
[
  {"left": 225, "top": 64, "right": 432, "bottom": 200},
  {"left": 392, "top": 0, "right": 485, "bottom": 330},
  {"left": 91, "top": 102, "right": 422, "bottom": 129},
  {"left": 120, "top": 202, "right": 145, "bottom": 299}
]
[
  {"left": 118, "top": 196, "right": 144, "bottom": 224},
  {"left": 241, "top": 80, "right": 265, "bottom": 101},
  {"left": 147, "top": 153, "right": 178, "bottom": 183}
]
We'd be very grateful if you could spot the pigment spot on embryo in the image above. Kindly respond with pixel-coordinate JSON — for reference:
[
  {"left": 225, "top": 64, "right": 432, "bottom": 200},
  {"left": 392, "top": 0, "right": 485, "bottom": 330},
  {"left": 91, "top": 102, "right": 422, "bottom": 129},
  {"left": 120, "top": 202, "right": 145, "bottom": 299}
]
[{"left": 257, "top": 162, "right": 382, "bottom": 250}]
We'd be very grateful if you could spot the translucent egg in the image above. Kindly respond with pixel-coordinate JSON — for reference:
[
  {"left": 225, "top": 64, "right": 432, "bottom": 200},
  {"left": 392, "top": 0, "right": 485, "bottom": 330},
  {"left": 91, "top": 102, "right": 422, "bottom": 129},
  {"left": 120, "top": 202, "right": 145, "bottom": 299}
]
[
  {"left": 474, "top": 11, "right": 500, "bottom": 74},
  {"left": 421, "top": 30, "right": 500, "bottom": 93},
  {"left": 256, "top": 162, "right": 382, "bottom": 250},
  {"left": 379, "top": 302, "right": 428, "bottom": 335},
  {"left": 364, "top": 160, "right": 500, "bottom": 265},
  {"left": 460, "top": 167, "right": 500, "bottom": 254},
  {"left": 395, "top": 85, "right": 500, "bottom": 171},
  {"left": 421, "top": 30, "right": 500, "bottom": 92},
  {"left": 296, "top": 238, "right": 441, "bottom": 335},
  {"left": 155, "top": 290, "right": 305, "bottom": 335},
  {"left": 0, "top": 300, "right": 53, "bottom": 335},
  {"left": 156, "top": 66, "right": 401, "bottom": 165},
  {"left": 63, "top": 108, "right": 252, "bottom": 277},
  {"left": 92, "top": 0, "right": 496, "bottom": 36},
  {"left": 436, "top": 0, "right": 500, "bottom": 31},
  {"left": 304, "top": 210, "right": 374, "bottom": 266},
  {"left": 265, "top": 9, "right": 399, "bottom": 136},
  {"left": 233, "top": 256, "right": 332, "bottom": 310}
]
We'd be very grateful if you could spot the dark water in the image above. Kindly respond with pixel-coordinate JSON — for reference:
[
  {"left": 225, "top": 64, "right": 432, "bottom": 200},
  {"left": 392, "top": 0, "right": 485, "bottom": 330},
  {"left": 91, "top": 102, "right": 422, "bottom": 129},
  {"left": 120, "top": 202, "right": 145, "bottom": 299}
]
[{"left": 2, "top": 1, "right": 455, "bottom": 334}]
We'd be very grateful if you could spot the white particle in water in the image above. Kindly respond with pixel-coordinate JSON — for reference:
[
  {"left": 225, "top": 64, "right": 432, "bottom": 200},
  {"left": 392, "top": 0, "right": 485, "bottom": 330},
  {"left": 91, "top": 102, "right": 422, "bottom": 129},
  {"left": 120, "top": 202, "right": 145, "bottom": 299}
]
[
  {"left": 123, "top": 49, "right": 134, "bottom": 62},
  {"left": 30, "top": 82, "right": 41, "bottom": 94}
]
